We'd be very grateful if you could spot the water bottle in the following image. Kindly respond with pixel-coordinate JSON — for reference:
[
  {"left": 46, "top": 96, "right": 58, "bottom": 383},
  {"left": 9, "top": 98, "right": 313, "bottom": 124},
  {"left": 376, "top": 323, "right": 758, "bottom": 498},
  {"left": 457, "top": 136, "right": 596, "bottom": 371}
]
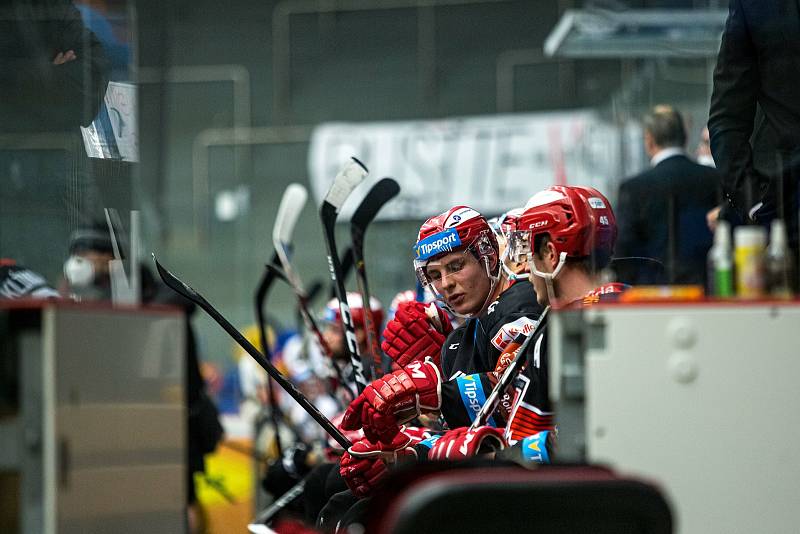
[
  {"left": 707, "top": 221, "right": 733, "bottom": 297},
  {"left": 766, "top": 219, "right": 795, "bottom": 299}
]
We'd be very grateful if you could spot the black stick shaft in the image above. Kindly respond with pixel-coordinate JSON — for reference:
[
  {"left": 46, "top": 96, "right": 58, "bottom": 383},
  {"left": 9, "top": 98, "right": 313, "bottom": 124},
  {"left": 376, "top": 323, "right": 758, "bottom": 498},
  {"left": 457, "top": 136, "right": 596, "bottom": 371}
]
[
  {"left": 255, "top": 252, "right": 285, "bottom": 457},
  {"left": 351, "top": 226, "right": 382, "bottom": 379},
  {"left": 250, "top": 478, "right": 307, "bottom": 526},
  {"left": 321, "top": 203, "right": 368, "bottom": 393},
  {"left": 154, "top": 258, "right": 352, "bottom": 449}
]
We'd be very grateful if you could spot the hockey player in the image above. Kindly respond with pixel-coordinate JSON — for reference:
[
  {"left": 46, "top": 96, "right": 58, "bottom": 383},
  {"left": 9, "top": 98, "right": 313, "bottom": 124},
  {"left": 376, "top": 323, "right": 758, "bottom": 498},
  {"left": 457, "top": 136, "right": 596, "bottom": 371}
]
[
  {"left": 426, "top": 185, "right": 625, "bottom": 464},
  {"left": 338, "top": 206, "right": 544, "bottom": 495}
]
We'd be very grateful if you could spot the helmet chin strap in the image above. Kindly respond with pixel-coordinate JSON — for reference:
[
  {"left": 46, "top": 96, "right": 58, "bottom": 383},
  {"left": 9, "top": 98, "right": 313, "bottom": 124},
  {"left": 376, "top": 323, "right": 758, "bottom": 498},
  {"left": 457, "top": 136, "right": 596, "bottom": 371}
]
[
  {"left": 529, "top": 251, "right": 568, "bottom": 304},
  {"left": 500, "top": 247, "right": 527, "bottom": 282}
]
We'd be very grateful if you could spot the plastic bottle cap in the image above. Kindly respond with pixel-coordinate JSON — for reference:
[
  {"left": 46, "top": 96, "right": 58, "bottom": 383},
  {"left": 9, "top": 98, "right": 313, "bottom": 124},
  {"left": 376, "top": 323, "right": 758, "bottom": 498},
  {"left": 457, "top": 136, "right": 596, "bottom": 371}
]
[{"left": 734, "top": 226, "right": 767, "bottom": 248}]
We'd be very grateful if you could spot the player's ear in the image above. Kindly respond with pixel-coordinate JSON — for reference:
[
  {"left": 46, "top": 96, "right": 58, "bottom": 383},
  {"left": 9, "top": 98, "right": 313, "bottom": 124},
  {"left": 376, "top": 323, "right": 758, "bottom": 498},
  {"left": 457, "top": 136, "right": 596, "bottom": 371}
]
[{"left": 546, "top": 241, "right": 559, "bottom": 269}]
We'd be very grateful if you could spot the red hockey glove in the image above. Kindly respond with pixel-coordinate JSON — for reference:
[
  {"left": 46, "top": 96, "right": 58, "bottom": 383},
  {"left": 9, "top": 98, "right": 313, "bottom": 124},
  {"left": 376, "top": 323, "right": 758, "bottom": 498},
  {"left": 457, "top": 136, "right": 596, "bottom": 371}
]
[
  {"left": 339, "top": 433, "right": 417, "bottom": 497},
  {"left": 381, "top": 302, "right": 452, "bottom": 368},
  {"left": 427, "top": 426, "right": 507, "bottom": 461},
  {"left": 341, "top": 357, "right": 442, "bottom": 444}
]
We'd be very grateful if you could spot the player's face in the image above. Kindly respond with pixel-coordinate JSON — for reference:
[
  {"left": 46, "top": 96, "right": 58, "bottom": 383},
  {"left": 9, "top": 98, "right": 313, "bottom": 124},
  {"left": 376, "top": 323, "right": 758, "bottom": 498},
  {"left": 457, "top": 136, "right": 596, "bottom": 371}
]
[
  {"left": 354, "top": 325, "right": 369, "bottom": 356},
  {"left": 426, "top": 250, "right": 491, "bottom": 315},
  {"left": 322, "top": 323, "right": 346, "bottom": 360}
]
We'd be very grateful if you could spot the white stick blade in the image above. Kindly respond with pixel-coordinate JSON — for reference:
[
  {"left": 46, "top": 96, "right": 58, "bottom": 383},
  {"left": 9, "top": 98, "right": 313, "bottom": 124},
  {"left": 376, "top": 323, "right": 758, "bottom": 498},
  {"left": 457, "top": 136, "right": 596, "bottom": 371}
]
[
  {"left": 273, "top": 183, "right": 308, "bottom": 247},
  {"left": 323, "top": 157, "right": 368, "bottom": 210}
]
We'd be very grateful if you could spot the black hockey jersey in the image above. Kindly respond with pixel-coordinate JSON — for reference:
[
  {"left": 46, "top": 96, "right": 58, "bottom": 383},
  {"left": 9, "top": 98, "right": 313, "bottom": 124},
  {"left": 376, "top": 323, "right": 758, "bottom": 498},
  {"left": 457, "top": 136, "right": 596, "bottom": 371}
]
[
  {"left": 502, "top": 282, "right": 628, "bottom": 462},
  {"left": 438, "top": 280, "right": 544, "bottom": 428}
]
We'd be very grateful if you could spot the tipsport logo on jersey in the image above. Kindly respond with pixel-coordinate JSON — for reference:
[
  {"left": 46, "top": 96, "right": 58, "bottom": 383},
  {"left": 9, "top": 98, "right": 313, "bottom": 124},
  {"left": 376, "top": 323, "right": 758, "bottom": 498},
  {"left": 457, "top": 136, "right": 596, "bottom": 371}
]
[{"left": 414, "top": 228, "right": 462, "bottom": 261}]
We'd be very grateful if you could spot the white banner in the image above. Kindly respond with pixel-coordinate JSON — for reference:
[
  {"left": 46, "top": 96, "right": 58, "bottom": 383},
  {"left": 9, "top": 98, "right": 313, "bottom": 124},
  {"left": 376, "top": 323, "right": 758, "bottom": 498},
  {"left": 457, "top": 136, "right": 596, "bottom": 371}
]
[{"left": 308, "top": 111, "right": 621, "bottom": 221}]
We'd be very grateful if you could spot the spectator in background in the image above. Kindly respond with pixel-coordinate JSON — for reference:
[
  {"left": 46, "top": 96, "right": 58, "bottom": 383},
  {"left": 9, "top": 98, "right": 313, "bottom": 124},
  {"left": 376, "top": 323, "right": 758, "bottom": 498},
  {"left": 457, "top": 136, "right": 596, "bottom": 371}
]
[
  {"left": 61, "top": 224, "right": 116, "bottom": 300},
  {"left": 0, "top": 0, "right": 109, "bottom": 133},
  {"left": 708, "top": 0, "right": 800, "bottom": 249},
  {"left": 616, "top": 105, "right": 720, "bottom": 285}
]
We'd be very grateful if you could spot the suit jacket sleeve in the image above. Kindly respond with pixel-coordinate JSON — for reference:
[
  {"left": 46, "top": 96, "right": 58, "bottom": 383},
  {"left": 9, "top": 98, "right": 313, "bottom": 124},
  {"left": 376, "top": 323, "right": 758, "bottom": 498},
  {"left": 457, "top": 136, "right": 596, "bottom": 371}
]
[
  {"left": 707, "top": 0, "right": 760, "bottom": 215},
  {"left": 615, "top": 178, "right": 640, "bottom": 264}
]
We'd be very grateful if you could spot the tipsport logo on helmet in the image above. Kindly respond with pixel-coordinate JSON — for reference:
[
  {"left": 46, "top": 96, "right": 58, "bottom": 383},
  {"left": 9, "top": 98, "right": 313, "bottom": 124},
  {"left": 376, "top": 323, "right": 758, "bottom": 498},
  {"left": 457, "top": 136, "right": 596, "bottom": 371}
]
[{"left": 414, "top": 228, "right": 462, "bottom": 261}]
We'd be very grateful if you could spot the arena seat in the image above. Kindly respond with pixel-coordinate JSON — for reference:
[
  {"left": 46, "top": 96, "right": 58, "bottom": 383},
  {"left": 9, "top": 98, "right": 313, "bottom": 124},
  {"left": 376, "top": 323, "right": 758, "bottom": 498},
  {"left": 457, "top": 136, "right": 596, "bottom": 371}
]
[{"left": 365, "top": 463, "right": 672, "bottom": 534}]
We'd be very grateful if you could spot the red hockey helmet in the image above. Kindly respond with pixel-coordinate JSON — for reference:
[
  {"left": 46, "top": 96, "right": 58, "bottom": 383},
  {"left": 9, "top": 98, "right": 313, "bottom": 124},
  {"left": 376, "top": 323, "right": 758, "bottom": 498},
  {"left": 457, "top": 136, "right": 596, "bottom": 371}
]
[
  {"left": 500, "top": 207, "right": 523, "bottom": 236},
  {"left": 322, "top": 292, "right": 384, "bottom": 338},
  {"left": 510, "top": 186, "right": 617, "bottom": 268},
  {"left": 413, "top": 206, "right": 499, "bottom": 287}
]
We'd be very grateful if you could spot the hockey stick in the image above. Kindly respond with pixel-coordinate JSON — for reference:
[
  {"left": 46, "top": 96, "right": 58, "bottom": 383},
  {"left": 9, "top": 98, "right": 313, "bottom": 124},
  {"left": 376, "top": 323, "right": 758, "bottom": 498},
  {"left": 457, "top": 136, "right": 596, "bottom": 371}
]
[
  {"left": 248, "top": 478, "right": 308, "bottom": 532},
  {"left": 272, "top": 184, "right": 333, "bottom": 356},
  {"left": 350, "top": 177, "right": 401, "bottom": 377},
  {"left": 469, "top": 305, "right": 551, "bottom": 430},
  {"left": 266, "top": 263, "right": 355, "bottom": 401},
  {"left": 329, "top": 246, "right": 354, "bottom": 299},
  {"left": 254, "top": 250, "right": 286, "bottom": 457},
  {"left": 272, "top": 185, "right": 357, "bottom": 399},
  {"left": 255, "top": 251, "right": 281, "bottom": 364},
  {"left": 305, "top": 279, "right": 324, "bottom": 305},
  {"left": 153, "top": 255, "right": 352, "bottom": 449},
  {"left": 272, "top": 184, "right": 327, "bottom": 350},
  {"left": 319, "top": 157, "right": 369, "bottom": 392}
]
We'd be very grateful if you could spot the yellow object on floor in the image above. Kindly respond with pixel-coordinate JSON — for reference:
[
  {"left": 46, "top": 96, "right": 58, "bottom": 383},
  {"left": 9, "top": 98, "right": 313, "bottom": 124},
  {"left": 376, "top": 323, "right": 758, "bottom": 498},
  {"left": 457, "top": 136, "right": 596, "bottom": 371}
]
[{"left": 196, "top": 438, "right": 260, "bottom": 534}]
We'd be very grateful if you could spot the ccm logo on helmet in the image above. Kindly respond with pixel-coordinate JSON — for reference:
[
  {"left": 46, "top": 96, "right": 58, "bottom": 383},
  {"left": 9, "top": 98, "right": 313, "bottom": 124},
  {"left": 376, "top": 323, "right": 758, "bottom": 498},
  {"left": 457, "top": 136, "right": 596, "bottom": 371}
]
[
  {"left": 525, "top": 220, "right": 549, "bottom": 230},
  {"left": 414, "top": 228, "right": 462, "bottom": 260}
]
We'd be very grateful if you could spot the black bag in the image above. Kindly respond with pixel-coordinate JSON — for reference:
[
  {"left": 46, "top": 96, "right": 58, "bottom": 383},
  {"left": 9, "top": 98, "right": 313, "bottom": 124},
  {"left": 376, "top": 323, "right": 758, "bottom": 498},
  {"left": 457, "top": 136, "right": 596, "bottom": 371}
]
[{"left": 189, "top": 390, "right": 224, "bottom": 455}]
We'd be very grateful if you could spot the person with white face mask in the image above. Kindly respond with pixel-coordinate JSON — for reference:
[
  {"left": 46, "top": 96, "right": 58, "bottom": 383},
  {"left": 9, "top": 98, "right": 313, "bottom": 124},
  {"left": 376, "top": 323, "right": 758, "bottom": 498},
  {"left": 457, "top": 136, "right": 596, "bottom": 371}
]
[{"left": 62, "top": 225, "right": 118, "bottom": 301}]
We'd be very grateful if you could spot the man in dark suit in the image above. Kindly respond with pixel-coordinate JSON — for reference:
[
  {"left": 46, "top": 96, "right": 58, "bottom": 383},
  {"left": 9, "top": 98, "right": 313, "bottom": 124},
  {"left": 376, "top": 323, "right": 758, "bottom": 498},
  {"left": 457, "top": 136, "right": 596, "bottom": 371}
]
[
  {"left": 616, "top": 105, "right": 720, "bottom": 285},
  {"left": 708, "top": 0, "right": 800, "bottom": 247}
]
